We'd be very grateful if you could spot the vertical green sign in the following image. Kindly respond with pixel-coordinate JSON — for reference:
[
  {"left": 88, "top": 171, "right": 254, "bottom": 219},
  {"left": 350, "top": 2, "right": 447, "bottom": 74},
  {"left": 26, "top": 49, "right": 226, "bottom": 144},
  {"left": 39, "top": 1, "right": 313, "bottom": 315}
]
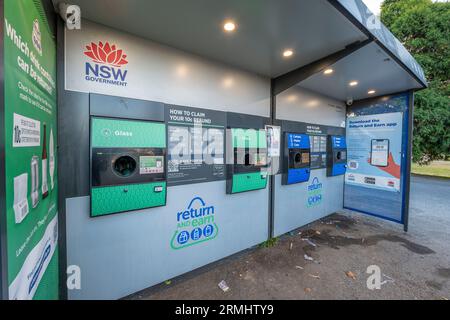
[{"left": 4, "top": 0, "right": 58, "bottom": 299}]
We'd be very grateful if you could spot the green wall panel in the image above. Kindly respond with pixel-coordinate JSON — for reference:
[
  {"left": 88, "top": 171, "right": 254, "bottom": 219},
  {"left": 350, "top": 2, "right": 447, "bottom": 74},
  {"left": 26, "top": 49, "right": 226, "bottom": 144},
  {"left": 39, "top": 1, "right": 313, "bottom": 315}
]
[{"left": 91, "top": 118, "right": 166, "bottom": 148}]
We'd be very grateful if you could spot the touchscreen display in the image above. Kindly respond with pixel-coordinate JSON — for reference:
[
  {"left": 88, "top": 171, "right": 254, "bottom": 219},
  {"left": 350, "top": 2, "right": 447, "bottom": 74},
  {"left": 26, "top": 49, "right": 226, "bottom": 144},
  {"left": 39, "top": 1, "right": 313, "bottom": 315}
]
[{"left": 140, "top": 156, "right": 164, "bottom": 174}]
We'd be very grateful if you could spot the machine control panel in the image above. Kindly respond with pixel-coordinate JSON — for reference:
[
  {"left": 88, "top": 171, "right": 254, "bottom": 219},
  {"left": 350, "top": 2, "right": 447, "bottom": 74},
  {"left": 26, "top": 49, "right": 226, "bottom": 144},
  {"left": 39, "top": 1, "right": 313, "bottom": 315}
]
[
  {"left": 90, "top": 117, "right": 167, "bottom": 216},
  {"left": 283, "top": 133, "right": 311, "bottom": 185},
  {"left": 327, "top": 135, "right": 347, "bottom": 177},
  {"left": 226, "top": 128, "right": 268, "bottom": 194}
]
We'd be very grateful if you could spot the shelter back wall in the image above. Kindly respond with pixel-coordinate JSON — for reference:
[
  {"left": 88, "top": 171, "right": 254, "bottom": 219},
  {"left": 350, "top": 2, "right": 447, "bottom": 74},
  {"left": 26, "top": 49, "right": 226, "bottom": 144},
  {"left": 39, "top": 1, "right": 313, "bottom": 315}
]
[
  {"left": 61, "top": 19, "right": 347, "bottom": 299},
  {"left": 62, "top": 20, "right": 270, "bottom": 300},
  {"left": 273, "top": 86, "right": 346, "bottom": 236}
]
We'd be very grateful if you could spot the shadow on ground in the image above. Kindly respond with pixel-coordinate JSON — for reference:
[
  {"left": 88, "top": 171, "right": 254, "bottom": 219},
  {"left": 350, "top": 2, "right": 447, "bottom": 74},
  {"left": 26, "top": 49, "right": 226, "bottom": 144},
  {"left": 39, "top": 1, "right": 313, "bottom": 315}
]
[{"left": 127, "top": 176, "right": 450, "bottom": 300}]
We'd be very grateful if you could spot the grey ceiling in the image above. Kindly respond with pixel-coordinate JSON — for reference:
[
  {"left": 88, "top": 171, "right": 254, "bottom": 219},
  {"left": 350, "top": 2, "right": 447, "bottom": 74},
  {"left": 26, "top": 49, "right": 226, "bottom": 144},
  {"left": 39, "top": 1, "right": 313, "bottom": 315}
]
[
  {"left": 52, "top": 0, "right": 424, "bottom": 100},
  {"left": 299, "top": 42, "right": 422, "bottom": 101},
  {"left": 52, "top": 0, "right": 367, "bottom": 77}
]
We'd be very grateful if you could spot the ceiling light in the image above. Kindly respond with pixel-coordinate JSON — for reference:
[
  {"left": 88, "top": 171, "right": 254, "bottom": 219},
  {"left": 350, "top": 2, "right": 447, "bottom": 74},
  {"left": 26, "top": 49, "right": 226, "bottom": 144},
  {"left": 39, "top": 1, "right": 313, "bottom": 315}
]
[
  {"left": 223, "top": 21, "right": 236, "bottom": 32},
  {"left": 323, "top": 68, "right": 334, "bottom": 75},
  {"left": 349, "top": 81, "right": 358, "bottom": 87},
  {"left": 283, "top": 49, "right": 294, "bottom": 58},
  {"left": 222, "top": 76, "right": 234, "bottom": 88},
  {"left": 368, "top": 90, "right": 376, "bottom": 95}
]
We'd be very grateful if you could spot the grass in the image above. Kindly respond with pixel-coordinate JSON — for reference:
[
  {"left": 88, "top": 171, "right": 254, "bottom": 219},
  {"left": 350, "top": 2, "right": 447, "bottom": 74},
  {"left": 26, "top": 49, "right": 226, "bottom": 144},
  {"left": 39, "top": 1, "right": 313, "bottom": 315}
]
[
  {"left": 259, "top": 237, "right": 278, "bottom": 248},
  {"left": 412, "top": 161, "right": 450, "bottom": 178}
]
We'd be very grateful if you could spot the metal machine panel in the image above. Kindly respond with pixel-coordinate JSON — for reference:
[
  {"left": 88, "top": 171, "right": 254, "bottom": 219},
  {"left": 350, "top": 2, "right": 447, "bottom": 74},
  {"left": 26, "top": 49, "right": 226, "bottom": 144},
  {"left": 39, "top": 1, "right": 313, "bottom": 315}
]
[
  {"left": 90, "top": 117, "right": 167, "bottom": 216},
  {"left": 327, "top": 135, "right": 347, "bottom": 176},
  {"left": 283, "top": 133, "right": 311, "bottom": 185},
  {"left": 227, "top": 128, "right": 268, "bottom": 194}
]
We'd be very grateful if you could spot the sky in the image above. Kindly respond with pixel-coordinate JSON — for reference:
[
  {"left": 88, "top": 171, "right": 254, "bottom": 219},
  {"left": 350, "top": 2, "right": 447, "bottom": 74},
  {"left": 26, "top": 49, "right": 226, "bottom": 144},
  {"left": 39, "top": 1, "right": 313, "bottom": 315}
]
[
  {"left": 362, "top": 0, "right": 384, "bottom": 16},
  {"left": 362, "top": 0, "right": 448, "bottom": 16}
]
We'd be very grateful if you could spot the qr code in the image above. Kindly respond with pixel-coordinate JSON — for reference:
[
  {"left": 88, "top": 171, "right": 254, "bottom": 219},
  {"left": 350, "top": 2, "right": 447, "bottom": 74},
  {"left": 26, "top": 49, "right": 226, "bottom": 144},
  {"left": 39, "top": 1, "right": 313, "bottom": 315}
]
[{"left": 168, "top": 160, "right": 179, "bottom": 173}]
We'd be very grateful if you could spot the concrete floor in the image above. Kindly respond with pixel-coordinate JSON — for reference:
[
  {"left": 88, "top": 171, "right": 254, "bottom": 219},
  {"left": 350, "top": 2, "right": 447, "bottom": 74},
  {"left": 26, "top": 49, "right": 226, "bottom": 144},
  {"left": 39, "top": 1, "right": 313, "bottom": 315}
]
[{"left": 129, "top": 175, "right": 450, "bottom": 300}]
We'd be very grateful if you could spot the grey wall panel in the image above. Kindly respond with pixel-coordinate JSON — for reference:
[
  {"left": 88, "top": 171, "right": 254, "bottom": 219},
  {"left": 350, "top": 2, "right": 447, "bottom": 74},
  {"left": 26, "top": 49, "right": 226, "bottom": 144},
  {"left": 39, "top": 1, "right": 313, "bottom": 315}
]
[
  {"left": 276, "top": 86, "right": 346, "bottom": 127},
  {"left": 274, "top": 170, "right": 331, "bottom": 237},
  {"left": 273, "top": 87, "right": 346, "bottom": 237},
  {"left": 65, "top": 19, "right": 271, "bottom": 117},
  {"left": 58, "top": 90, "right": 90, "bottom": 198},
  {"left": 67, "top": 181, "right": 269, "bottom": 300},
  {"left": 326, "top": 175, "right": 345, "bottom": 215},
  {"left": 62, "top": 20, "right": 271, "bottom": 299}
]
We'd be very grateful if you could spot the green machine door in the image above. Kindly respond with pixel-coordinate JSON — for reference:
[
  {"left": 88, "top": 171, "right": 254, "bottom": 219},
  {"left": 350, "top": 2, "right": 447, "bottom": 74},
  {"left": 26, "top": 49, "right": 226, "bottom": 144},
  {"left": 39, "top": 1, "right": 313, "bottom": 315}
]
[
  {"left": 90, "top": 117, "right": 167, "bottom": 217},
  {"left": 227, "top": 128, "right": 268, "bottom": 194}
]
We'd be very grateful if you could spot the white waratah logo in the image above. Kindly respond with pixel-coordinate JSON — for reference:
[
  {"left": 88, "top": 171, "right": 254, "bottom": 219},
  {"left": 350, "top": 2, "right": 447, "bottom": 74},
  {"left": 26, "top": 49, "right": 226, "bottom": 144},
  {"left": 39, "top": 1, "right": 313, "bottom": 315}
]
[{"left": 101, "top": 128, "right": 111, "bottom": 137}]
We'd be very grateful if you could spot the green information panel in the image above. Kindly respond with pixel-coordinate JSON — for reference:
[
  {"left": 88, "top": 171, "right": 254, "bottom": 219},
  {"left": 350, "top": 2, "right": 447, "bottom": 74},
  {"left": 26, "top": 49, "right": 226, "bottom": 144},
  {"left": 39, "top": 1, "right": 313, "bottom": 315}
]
[
  {"left": 91, "top": 117, "right": 166, "bottom": 148},
  {"left": 3, "top": 0, "right": 58, "bottom": 299}
]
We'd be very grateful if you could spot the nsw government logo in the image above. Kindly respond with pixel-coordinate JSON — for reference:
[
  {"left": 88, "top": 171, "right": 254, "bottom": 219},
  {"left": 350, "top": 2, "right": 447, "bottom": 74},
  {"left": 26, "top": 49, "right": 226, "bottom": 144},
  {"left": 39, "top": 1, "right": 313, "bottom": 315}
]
[
  {"left": 170, "top": 196, "right": 218, "bottom": 250},
  {"left": 307, "top": 177, "right": 323, "bottom": 208},
  {"left": 84, "top": 41, "right": 128, "bottom": 87}
]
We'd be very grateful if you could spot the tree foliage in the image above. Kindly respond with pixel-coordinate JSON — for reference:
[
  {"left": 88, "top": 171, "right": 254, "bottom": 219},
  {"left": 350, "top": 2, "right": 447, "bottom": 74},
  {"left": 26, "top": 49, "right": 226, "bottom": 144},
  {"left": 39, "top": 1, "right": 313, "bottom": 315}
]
[{"left": 381, "top": 0, "right": 450, "bottom": 163}]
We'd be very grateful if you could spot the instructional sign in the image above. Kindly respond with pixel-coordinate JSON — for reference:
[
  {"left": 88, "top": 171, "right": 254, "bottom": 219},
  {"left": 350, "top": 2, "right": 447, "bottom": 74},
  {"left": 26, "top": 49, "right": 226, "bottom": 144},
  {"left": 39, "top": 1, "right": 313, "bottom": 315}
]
[
  {"left": 309, "top": 134, "right": 327, "bottom": 169},
  {"left": 345, "top": 112, "right": 403, "bottom": 192},
  {"left": 4, "top": 0, "right": 58, "bottom": 299},
  {"left": 166, "top": 105, "right": 226, "bottom": 186},
  {"left": 265, "top": 125, "right": 280, "bottom": 157}
]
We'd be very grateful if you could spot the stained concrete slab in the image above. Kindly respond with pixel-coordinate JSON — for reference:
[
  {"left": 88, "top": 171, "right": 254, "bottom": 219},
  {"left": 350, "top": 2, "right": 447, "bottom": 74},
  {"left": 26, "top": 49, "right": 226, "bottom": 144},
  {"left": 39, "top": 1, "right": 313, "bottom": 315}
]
[{"left": 127, "top": 175, "right": 450, "bottom": 300}]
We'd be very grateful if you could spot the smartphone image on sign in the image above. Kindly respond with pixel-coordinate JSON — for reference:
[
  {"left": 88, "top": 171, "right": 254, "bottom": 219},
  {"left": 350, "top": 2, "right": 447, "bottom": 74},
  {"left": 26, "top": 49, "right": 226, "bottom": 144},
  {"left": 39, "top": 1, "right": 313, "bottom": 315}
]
[{"left": 370, "top": 139, "right": 389, "bottom": 167}]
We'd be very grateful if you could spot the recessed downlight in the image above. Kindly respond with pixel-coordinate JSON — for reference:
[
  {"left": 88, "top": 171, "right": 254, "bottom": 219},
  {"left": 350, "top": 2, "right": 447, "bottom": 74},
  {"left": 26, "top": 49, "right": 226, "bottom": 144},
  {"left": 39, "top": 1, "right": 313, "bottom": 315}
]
[
  {"left": 349, "top": 81, "right": 359, "bottom": 87},
  {"left": 368, "top": 90, "right": 376, "bottom": 95},
  {"left": 223, "top": 21, "right": 236, "bottom": 32},
  {"left": 283, "top": 49, "right": 294, "bottom": 58},
  {"left": 323, "top": 68, "right": 334, "bottom": 75}
]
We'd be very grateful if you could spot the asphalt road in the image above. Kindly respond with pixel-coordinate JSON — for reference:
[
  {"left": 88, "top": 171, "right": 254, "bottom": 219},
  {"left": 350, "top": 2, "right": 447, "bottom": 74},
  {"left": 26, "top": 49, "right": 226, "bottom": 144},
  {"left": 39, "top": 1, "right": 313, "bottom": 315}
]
[{"left": 129, "top": 175, "right": 450, "bottom": 300}]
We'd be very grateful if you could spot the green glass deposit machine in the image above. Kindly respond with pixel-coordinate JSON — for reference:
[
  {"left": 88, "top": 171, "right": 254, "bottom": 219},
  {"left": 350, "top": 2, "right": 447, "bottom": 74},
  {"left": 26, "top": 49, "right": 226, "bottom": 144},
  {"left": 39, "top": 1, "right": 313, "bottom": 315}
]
[
  {"left": 90, "top": 117, "right": 167, "bottom": 217},
  {"left": 226, "top": 128, "right": 268, "bottom": 194}
]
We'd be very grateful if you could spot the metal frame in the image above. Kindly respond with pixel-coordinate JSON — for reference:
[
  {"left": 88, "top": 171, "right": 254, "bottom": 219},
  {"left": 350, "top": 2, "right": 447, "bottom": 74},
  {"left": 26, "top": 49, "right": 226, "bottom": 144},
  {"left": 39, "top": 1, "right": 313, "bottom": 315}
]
[
  {"left": 327, "top": 0, "right": 427, "bottom": 89},
  {"left": 403, "top": 90, "right": 415, "bottom": 232},
  {"left": 344, "top": 91, "right": 414, "bottom": 230},
  {"left": 0, "top": 0, "right": 8, "bottom": 301},
  {"left": 56, "top": 15, "right": 68, "bottom": 301},
  {"left": 272, "top": 39, "right": 373, "bottom": 96},
  {"left": 268, "top": 80, "right": 276, "bottom": 238}
]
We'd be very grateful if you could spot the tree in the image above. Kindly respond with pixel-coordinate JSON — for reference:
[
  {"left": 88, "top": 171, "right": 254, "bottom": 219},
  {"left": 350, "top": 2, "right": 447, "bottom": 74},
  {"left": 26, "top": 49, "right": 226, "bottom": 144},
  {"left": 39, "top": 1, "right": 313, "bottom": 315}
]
[{"left": 381, "top": 0, "right": 450, "bottom": 163}]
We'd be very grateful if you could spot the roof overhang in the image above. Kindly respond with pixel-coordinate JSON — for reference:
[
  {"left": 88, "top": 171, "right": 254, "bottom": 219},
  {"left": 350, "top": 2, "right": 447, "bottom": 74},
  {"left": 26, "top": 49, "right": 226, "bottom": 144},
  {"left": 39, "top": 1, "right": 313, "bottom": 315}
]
[{"left": 53, "top": 0, "right": 427, "bottom": 101}]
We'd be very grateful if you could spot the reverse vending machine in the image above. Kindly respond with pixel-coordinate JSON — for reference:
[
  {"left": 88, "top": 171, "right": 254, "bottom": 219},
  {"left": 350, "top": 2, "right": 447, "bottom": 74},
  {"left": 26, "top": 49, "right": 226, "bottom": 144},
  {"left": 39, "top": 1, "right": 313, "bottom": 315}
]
[
  {"left": 227, "top": 128, "right": 268, "bottom": 194},
  {"left": 90, "top": 117, "right": 167, "bottom": 217},
  {"left": 283, "top": 133, "right": 311, "bottom": 185},
  {"left": 327, "top": 135, "right": 347, "bottom": 176}
]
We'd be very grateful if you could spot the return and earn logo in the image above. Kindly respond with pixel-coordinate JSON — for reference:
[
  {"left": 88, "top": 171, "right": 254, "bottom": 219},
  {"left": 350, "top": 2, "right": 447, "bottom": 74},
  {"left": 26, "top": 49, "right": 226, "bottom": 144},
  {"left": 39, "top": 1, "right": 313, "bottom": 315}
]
[
  {"left": 307, "top": 177, "right": 323, "bottom": 207},
  {"left": 170, "top": 196, "right": 218, "bottom": 250},
  {"left": 84, "top": 41, "right": 129, "bottom": 86}
]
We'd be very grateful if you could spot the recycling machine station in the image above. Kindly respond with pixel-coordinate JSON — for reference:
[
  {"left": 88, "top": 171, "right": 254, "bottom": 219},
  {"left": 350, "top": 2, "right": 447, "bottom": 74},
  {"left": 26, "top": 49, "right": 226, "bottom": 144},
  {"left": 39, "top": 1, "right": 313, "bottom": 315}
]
[{"left": 0, "top": 0, "right": 427, "bottom": 300}]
